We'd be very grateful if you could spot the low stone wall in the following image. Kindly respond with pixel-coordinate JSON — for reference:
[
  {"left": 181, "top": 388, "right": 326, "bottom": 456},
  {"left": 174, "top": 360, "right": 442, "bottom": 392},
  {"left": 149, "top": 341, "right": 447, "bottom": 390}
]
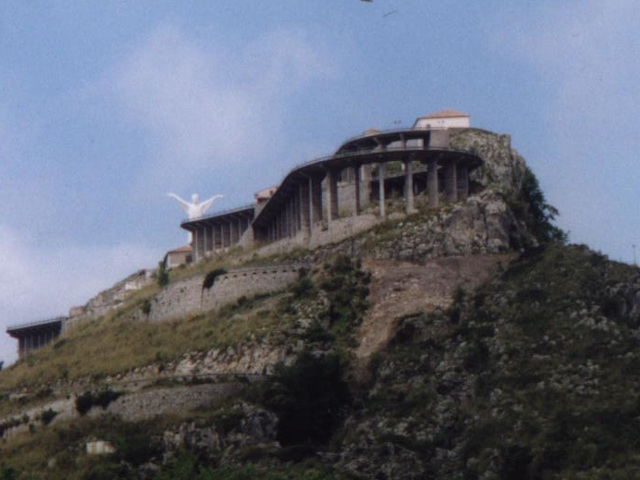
[
  {"left": 103, "top": 383, "right": 240, "bottom": 422},
  {"left": 308, "top": 214, "right": 379, "bottom": 249},
  {"left": 148, "top": 264, "right": 306, "bottom": 323}
]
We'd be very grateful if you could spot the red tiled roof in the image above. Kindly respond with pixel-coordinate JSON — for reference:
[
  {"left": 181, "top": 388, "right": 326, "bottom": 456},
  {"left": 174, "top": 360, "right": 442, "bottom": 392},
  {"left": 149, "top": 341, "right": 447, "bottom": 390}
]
[
  {"left": 168, "top": 245, "right": 192, "bottom": 254},
  {"left": 419, "top": 109, "right": 469, "bottom": 119}
]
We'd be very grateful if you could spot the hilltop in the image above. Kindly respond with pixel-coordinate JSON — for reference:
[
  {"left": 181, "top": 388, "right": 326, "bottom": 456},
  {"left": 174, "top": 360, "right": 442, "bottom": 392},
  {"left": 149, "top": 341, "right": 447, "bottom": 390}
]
[{"left": 1, "top": 127, "right": 638, "bottom": 480}]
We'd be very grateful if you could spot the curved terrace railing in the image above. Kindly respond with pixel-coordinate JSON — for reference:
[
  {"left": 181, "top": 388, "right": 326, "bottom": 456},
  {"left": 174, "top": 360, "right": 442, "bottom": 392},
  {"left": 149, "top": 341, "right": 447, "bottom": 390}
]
[
  {"left": 7, "top": 316, "right": 66, "bottom": 332},
  {"left": 334, "top": 126, "right": 447, "bottom": 152},
  {"left": 181, "top": 203, "right": 256, "bottom": 226}
]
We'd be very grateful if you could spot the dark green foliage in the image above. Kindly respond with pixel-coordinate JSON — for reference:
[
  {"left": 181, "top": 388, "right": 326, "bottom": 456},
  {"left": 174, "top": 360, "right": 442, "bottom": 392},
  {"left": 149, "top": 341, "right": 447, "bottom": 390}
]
[
  {"left": 141, "top": 298, "right": 152, "bottom": 315},
  {"left": 0, "top": 463, "right": 17, "bottom": 480},
  {"left": 320, "top": 255, "right": 370, "bottom": 343},
  {"left": 109, "top": 422, "right": 160, "bottom": 465},
  {"left": 155, "top": 451, "right": 337, "bottom": 480},
  {"left": 262, "top": 353, "right": 351, "bottom": 447},
  {"left": 158, "top": 260, "right": 170, "bottom": 287},
  {"left": 39, "top": 408, "right": 57, "bottom": 426},
  {"left": 80, "top": 461, "right": 134, "bottom": 480},
  {"left": 509, "top": 167, "right": 567, "bottom": 244},
  {"left": 75, "top": 389, "right": 121, "bottom": 415},
  {"left": 290, "top": 276, "right": 314, "bottom": 299},
  {"left": 203, "top": 268, "right": 227, "bottom": 289}
]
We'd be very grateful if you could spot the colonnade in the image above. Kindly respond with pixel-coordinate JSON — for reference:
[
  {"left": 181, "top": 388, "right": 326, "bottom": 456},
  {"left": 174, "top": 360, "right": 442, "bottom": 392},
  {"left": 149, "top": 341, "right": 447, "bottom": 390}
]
[
  {"left": 253, "top": 155, "right": 473, "bottom": 246},
  {"left": 184, "top": 207, "right": 255, "bottom": 262},
  {"left": 7, "top": 317, "right": 63, "bottom": 358}
]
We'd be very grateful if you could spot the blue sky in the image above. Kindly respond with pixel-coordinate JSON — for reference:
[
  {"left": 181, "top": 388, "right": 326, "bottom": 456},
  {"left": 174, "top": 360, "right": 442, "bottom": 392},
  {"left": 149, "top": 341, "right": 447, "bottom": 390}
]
[{"left": 0, "top": 0, "right": 639, "bottom": 362}]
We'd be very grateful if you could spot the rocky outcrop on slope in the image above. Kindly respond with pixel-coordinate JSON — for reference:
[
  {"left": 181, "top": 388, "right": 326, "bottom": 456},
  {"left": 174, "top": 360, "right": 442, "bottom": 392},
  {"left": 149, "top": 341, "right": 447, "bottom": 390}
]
[{"left": 450, "top": 128, "right": 527, "bottom": 194}]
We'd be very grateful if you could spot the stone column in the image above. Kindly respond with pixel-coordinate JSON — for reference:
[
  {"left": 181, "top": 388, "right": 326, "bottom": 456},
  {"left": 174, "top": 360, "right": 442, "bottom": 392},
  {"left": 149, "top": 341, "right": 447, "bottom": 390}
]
[
  {"left": 444, "top": 161, "right": 458, "bottom": 203},
  {"left": 428, "top": 159, "right": 439, "bottom": 208},
  {"left": 327, "top": 168, "right": 339, "bottom": 222},
  {"left": 403, "top": 158, "right": 415, "bottom": 213},
  {"left": 378, "top": 162, "right": 386, "bottom": 218},
  {"left": 353, "top": 165, "right": 361, "bottom": 216}
]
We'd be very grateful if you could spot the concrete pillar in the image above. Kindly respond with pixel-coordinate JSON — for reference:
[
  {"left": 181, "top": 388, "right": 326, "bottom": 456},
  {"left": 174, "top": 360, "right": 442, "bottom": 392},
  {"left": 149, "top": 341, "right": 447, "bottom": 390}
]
[
  {"left": 457, "top": 165, "right": 469, "bottom": 200},
  {"left": 444, "top": 161, "right": 458, "bottom": 203},
  {"left": 353, "top": 165, "right": 361, "bottom": 216},
  {"left": 285, "top": 202, "right": 291, "bottom": 238},
  {"left": 403, "top": 158, "right": 415, "bottom": 213},
  {"left": 311, "top": 176, "right": 323, "bottom": 227},
  {"left": 221, "top": 223, "right": 228, "bottom": 248},
  {"left": 327, "top": 168, "right": 339, "bottom": 221},
  {"left": 216, "top": 224, "right": 223, "bottom": 250},
  {"left": 360, "top": 164, "right": 372, "bottom": 208},
  {"left": 193, "top": 229, "right": 200, "bottom": 261},
  {"left": 300, "top": 180, "right": 311, "bottom": 236},
  {"left": 277, "top": 212, "right": 281, "bottom": 240},
  {"left": 291, "top": 195, "right": 298, "bottom": 236},
  {"left": 428, "top": 159, "right": 439, "bottom": 208},
  {"left": 378, "top": 162, "right": 386, "bottom": 218},
  {"left": 229, "top": 220, "right": 236, "bottom": 244}
]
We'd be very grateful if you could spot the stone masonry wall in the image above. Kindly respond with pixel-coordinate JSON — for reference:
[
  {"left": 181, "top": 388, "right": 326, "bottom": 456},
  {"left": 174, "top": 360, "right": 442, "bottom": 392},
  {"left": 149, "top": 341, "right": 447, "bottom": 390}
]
[{"left": 148, "top": 264, "right": 305, "bottom": 323}]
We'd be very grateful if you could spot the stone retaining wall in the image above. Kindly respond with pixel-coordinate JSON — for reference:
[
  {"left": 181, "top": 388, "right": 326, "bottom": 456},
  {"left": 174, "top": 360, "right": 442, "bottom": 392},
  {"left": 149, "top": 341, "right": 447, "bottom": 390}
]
[{"left": 148, "top": 264, "right": 305, "bottom": 323}]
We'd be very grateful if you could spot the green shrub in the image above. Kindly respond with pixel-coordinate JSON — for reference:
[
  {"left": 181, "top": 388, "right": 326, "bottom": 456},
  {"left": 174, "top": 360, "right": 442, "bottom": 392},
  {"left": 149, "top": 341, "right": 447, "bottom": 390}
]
[
  {"left": 39, "top": 408, "right": 57, "bottom": 426},
  {"left": 157, "top": 261, "right": 169, "bottom": 287},
  {"left": 75, "top": 390, "right": 121, "bottom": 416},
  {"left": 262, "top": 352, "right": 351, "bottom": 447},
  {"left": 203, "top": 268, "right": 227, "bottom": 289}
]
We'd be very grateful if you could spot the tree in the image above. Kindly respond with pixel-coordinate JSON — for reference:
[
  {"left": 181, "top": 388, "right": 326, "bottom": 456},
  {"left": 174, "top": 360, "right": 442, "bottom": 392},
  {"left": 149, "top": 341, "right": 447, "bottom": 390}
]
[{"left": 516, "top": 167, "right": 567, "bottom": 244}]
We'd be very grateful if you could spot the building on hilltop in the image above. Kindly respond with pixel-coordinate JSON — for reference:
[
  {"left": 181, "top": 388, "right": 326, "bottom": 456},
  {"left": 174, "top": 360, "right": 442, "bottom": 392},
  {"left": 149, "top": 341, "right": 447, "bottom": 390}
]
[
  {"left": 164, "top": 245, "right": 193, "bottom": 270},
  {"left": 413, "top": 109, "right": 470, "bottom": 130},
  {"left": 180, "top": 110, "right": 481, "bottom": 261}
]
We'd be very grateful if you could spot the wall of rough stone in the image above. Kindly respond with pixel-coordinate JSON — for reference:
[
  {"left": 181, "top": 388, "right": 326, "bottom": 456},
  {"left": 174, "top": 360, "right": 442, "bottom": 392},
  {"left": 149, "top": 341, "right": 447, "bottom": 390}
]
[
  {"left": 104, "top": 383, "right": 241, "bottom": 422},
  {"left": 148, "top": 264, "right": 306, "bottom": 323}
]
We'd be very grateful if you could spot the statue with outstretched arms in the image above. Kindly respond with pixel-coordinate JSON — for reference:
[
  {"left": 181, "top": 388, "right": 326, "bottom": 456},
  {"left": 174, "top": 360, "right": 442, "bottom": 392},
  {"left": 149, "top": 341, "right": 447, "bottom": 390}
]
[{"left": 168, "top": 192, "right": 224, "bottom": 220}]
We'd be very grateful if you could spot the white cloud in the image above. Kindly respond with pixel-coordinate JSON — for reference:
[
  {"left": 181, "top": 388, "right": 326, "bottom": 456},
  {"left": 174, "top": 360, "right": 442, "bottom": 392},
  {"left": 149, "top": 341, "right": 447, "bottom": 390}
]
[
  {"left": 0, "top": 224, "right": 162, "bottom": 365},
  {"left": 108, "top": 25, "right": 336, "bottom": 190}
]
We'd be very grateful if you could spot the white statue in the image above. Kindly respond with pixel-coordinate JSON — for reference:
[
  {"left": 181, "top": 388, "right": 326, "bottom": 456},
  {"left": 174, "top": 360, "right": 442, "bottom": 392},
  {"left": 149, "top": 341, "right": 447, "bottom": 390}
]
[{"left": 168, "top": 192, "right": 224, "bottom": 220}]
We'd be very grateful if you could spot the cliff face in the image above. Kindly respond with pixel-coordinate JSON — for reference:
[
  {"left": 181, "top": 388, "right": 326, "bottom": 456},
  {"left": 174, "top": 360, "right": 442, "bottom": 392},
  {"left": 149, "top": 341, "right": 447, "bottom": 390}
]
[
  {"left": 450, "top": 128, "right": 528, "bottom": 195},
  {"left": 5, "top": 129, "right": 636, "bottom": 480}
]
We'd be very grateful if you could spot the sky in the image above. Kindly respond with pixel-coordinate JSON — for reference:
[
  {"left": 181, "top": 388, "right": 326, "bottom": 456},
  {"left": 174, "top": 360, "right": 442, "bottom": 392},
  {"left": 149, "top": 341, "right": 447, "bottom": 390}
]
[{"left": 0, "top": 0, "right": 639, "bottom": 363}]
